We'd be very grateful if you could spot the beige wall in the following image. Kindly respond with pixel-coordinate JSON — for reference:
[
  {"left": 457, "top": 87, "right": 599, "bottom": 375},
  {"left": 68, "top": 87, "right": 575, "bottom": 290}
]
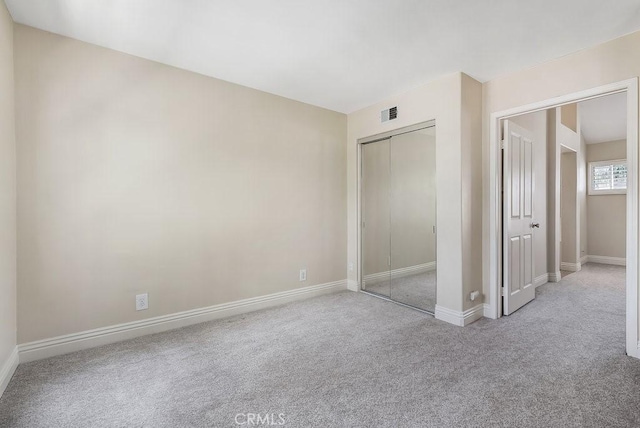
[
  {"left": 461, "top": 74, "right": 483, "bottom": 310},
  {"left": 561, "top": 103, "right": 578, "bottom": 133},
  {"left": 561, "top": 151, "right": 578, "bottom": 264},
  {"left": 546, "top": 109, "right": 561, "bottom": 277},
  {"left": 553, "top": 105, "right": 583, "bottom": 269},
  {"left": 15, "top": 25, "right": 347, "bottom": 343},
  {"left": 348, "top": 72, "right": 483, "bottom": 314},
  {"left": 0, "top": 3, "right": 16, "bottom": 374},
  {"left": 586, "top": 140, "right": 627, "bottom": 259},
  {"left": 579, "top": 134, "right": 588, "bottom": 261},
  {"left": 508, "top": 111, "right": 547, "bottom": 280}
]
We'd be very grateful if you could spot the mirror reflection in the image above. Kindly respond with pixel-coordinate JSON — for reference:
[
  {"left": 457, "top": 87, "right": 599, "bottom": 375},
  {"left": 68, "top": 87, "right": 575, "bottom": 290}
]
[
  {"left": 362, "top": 139, "right": 391, "bottom": 298},
  {"left": 361, "top": 125, "right": 436, "bottom": 312}
]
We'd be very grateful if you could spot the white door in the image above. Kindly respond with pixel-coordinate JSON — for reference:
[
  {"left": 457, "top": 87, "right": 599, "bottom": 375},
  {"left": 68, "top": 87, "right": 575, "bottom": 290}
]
[{"left": 503, "top": 120, "right": 537, "bottom": 315}]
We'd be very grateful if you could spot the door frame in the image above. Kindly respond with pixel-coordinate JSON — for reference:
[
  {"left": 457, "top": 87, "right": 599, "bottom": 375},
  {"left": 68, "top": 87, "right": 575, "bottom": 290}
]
[
  {"left": 488, "top": 78, "right": 639, "bottom": 358},
  {"left": 356, "top": 120, "right": 436, "bottom": 305}
]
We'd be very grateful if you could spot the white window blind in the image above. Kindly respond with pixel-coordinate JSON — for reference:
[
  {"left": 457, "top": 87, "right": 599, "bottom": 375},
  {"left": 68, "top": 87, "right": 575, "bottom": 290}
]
[{"left": 588, "top": 159, "right": 627, "bottom": 195}]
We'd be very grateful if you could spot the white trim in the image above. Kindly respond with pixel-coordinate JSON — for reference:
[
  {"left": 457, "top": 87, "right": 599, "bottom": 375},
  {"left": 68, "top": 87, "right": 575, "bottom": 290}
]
[
  {"left": 534, "top": 273, "right": 549, "bottom": 288},
  {"left": 560, "top": 262, "right": 582, "bottom": 272},
  {"left": 581, "top": 255, "right": 589, "bottom": 264},
  {"left": 435, "top": 305, "right": 461, "bottom": 325},
  {"left": 625, "top": 79, "right": 639, "bottom": 359},
  {"left": 357, "top": 141, "right": 363, "bottom": 297},
  {"left": 0, "top": 347, "right": 19, "bottom": 398},
  {"left": 548, "top": 271, "right": 562, "bottom": 283},
  {"left": 435, "top": 304, "right": 483, "bottom": 327},
  {"left": 463, "top": 305, "right": 484, "bottom": 325},
  {"left": 347, "top": 280, "right": 359, "bottom": 292},
  {"left": 363, "top": 261, "right": 436, "bottom": 285},
  {"left": 483, "top": 303, "right": 494, "bottom": 319},
  {"left": 488, "top": 78, "right": 639, "bottom": 359},
  {"left": 18, "top": 279, "right": 347, "bottom": 363},
  {"left": 585, "top": 255, "right": 626, "bottom": 266}
]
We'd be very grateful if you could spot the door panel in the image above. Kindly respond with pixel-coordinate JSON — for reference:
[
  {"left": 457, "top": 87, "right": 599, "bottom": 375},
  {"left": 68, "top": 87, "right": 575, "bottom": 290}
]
[
  {"left": 503, "top": 120, "right": 536, "bottom": 315},
  {"left": 389, "top": 128, "right": 436, "bottom": 312},
  {"left": 523, "top": 234, "right": 533, "bottom": 289},
  {"left": 524, "top": 139, "right": 533, "bottom": 217},
  {"left": 361, "top": 139, "right": 391, "bottom": 297},
  {"left": 511, "top": 138, "right": 521, "bottom": 218},
  {"left": 509, "top": 236, "right": 521, "bottom": 296}
]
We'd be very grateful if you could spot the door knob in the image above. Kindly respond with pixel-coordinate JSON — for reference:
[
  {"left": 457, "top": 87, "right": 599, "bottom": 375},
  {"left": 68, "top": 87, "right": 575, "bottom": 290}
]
[{"left": 530, "top": 223, "right": 540, "bottom": 229}]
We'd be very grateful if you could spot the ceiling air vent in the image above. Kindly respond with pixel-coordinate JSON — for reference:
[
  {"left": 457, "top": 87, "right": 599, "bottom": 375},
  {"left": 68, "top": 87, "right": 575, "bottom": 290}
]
[{"left": 381, "top": 106, "right": 398, "bottom": 122}]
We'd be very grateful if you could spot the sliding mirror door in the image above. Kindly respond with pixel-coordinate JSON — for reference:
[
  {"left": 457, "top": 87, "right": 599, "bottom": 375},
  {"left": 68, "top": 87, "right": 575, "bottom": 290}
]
[
  {"left": 389, "top": 127, "right": 436, "bottom": 312},
  {"left": 361, "top": 139, "right": 391, "bottom": 297},
  {"left": 360, "top": 124, "right": 436, "bottom": 313}
]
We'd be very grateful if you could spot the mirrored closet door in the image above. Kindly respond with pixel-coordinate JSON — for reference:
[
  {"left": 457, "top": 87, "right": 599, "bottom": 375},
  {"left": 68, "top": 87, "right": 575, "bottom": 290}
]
[
  {"left": 361, "top": 124, "right": 436, "bottom": 313},
  {"left": 361, "top": 138, "right": 391, "bottom": 298}
]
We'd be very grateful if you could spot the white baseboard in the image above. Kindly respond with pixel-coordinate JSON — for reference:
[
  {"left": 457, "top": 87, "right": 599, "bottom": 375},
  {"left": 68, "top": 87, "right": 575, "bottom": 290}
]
[
  {"left": 0, "top": 346, "right": 19, "bottom": 398},
  {"left": 548, "top": 271, "right": 562, "bottom": 282},
  {"left": 463, "top": 304, "right": 485, "bottom": 325},
  {"left": 585, "top": 255, "right": 626, "bottom": 266},
  {"left": 347, "top": 280, "right": 358, "bottom": 292},
  {"left": 483, "top": 303, "right": 495, "bottom": 319},
  {"left": 435, "top": 304, "right": 483, "bottom": 327},
  {"left": 534, "top": 273, "right": 549, "bottom": 288},
  {"left": 560, "top": 262, "right": 581, "bottom": 272},
  {"left": 18, "top": 279, "right": 347, "bottom": 363},
  {"left": 581, "top": 255, "right": 588, "bottom": 264}
]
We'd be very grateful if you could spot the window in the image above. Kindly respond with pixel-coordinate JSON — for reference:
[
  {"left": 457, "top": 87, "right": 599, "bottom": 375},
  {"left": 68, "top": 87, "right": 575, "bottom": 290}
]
[{"left": 588, "top": 159, "right": 627, "bottom": 195}]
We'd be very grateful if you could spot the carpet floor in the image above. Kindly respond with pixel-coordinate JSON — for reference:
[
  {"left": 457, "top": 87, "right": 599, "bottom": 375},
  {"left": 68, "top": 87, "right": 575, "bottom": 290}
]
[{"left": 1, "top": 263, "right": 639, "bottom": 427}]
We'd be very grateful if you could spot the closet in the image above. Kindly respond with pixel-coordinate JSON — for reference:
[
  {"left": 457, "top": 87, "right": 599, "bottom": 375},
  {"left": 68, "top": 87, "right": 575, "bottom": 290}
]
[{"left": 360, "top": 123, "right": 437, "bottom": 313}]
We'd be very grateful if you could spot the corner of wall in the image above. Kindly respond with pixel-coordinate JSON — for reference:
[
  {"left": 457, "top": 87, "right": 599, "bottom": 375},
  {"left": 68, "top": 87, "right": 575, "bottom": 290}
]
[
  {"left": 0, "top": 346, "right": 18, "bottom": 398},
  {"left": 0, "top": 0, "right": 17, "bottom": 398},
  {"left": 461, "top": 73, "right": 484, "bottom": 310}
]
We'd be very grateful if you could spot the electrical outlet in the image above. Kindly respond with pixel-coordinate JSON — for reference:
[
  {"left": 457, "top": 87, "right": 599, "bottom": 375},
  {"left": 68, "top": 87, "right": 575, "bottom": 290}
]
[
  {"left": 299, "top": 269, "right": 307, "bottom": 281},
  {"left": 348, "top": 262, "right": 354, "bottom": 271},
  {"left": 136, "top": 293, "right": 148, "bottom": 311}
]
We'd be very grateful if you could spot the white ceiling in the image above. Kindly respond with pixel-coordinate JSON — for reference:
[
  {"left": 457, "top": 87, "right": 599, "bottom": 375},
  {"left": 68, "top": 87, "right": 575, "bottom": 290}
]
[
  {"left": 5, "top": 0, "right": 640, "bottom": 113},
  {"left": 579, "top": 92, "right": 627, "bottom": 144}
]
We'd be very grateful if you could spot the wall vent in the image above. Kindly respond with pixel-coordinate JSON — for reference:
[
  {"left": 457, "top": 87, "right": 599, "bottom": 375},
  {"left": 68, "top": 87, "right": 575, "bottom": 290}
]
[{"left": 381, "top": 106, "right": 398, "bottom": 122}]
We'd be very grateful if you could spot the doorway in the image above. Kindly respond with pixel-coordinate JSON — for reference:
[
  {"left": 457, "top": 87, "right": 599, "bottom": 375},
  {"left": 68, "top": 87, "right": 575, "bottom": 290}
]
[
  {"left": 359, "top": 121, "right": 437, "bottom": 313},
  {"left": 488, "top": 79, "right": 639, "bottom": 358}
]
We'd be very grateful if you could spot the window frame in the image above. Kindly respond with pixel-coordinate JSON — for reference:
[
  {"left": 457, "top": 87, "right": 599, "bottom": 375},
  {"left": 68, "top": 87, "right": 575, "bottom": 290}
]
[{"left": 588, "top": 158, "right": 628, "bottom": 195}]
